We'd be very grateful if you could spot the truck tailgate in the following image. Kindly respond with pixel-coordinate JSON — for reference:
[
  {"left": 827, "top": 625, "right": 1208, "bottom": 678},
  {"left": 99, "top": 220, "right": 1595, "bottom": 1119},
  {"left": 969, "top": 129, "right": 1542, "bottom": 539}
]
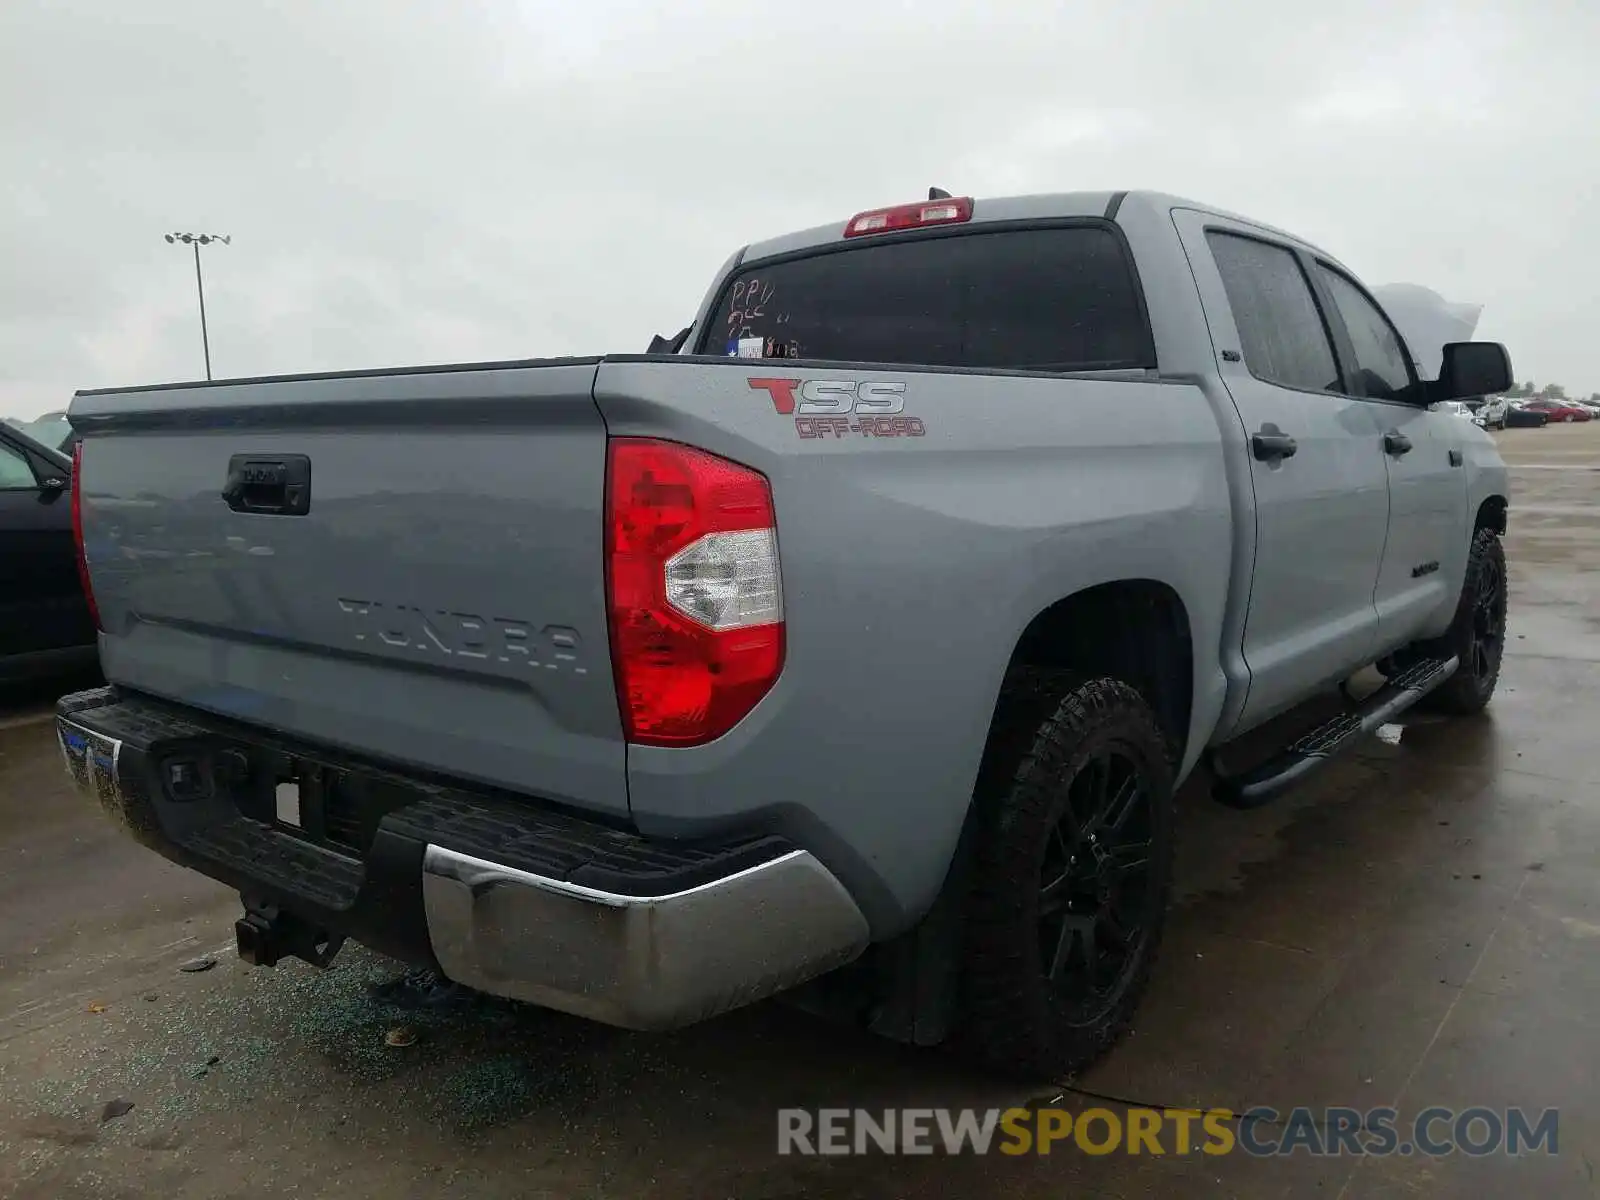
[{"left": 70, "top": 359, "right": 628, "bottom": 817}]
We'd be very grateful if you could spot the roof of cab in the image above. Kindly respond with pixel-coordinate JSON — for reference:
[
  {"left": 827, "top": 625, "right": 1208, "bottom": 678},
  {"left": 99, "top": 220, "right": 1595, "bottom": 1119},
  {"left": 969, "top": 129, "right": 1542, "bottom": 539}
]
[{"left": 737, "top": 188, "right": 1334, "bottom": 268}]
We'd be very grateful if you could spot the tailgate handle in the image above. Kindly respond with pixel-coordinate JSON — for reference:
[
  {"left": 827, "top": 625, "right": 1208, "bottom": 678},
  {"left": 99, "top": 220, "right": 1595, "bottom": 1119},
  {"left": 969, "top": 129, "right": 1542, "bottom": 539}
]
[{"left": 222, "top": 454, "right": 312, "bottom": 516}]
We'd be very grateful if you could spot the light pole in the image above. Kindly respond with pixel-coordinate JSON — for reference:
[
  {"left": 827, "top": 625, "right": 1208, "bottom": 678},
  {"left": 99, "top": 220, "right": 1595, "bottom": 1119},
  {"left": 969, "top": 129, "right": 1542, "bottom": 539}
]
[{"left": 165, "top": 232, "right": 231, "bottom": 380}]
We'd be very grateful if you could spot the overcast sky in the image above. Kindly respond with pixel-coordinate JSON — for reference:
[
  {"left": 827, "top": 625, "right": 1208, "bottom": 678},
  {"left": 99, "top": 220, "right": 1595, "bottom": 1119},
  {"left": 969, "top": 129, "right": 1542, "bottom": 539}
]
[{"left": 3, "top": 0, "right": 1597, "bottom": 418}]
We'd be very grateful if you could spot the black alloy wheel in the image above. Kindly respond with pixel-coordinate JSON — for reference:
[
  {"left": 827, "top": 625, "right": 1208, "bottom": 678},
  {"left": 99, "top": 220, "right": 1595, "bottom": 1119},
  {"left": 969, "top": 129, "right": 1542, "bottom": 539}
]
[
  {"left": 962, "top": 672, "right": 1176, "bottom": 1079},
  {"left": 1465, "top": 545, "right": 1507, "bottom": 686},
  {"left": 1037, "top": 750, "right": 1159, "bottom": 1028},
  {"left": 1420, "top": 527, "right": 1508, "bottom": 715}
]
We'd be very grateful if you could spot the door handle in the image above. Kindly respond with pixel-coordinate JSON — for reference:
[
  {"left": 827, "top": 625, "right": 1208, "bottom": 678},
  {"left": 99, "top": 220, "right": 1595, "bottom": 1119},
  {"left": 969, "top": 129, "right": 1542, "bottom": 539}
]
[
  {"left": 1384, "top": 432, "right": 1413, "bottom": 457},
  {"left": 1251, "top": 431, "right": 1298, "bottom": 461},
  {"left": 222, "top": 454, "right": 312, "bottom": 516}
]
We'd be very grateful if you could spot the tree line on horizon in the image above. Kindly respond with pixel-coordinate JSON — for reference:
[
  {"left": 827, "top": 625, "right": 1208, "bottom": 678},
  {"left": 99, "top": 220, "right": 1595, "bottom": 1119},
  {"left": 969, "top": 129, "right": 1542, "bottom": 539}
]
[{"left": 1501, "top": 381, "right": 1600, "bottom": 403}]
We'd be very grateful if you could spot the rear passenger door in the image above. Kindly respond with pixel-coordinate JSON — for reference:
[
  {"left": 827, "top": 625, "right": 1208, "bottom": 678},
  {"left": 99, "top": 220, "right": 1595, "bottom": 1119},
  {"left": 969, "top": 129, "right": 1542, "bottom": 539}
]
[
  {"left": 1173, "top": 211, "right": 1390, "bottom": 732},
  {"left": 1310, "top": 263, "right": 1466, "bottom": 652}
]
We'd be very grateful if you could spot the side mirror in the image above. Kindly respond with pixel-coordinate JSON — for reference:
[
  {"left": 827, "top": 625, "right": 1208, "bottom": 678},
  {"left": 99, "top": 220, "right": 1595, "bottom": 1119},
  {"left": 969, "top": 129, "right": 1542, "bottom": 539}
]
[
  {"left": 1435, "top": 342, "right": 1512, "bottom": 402},
  {"left": 38, "top": 473, "right": 67, "bottom": 495}
]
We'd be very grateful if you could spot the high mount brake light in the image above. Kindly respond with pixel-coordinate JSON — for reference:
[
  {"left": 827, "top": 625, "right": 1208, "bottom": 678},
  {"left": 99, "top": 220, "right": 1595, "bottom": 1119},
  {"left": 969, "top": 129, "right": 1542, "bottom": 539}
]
[
  {"left": 844, "top": 196, "right": 974, "bottom": 238},
  {"left": 605, "top": 438, "right": 784, "bottom": 747},
  {"left": 70, "top": 441, "right": 101, "bottom": 631}
]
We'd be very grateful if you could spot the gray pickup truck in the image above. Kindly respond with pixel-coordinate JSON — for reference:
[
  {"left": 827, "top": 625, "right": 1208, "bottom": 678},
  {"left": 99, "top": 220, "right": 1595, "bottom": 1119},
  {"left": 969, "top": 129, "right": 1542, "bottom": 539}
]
[{"left": 57, "top": 189, "right": 1513, "bottom": 1078}]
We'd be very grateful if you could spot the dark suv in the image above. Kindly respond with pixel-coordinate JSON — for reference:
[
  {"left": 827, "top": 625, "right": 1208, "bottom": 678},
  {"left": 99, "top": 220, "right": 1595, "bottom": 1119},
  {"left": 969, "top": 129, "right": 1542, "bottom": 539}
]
[{"left": 0, "top": 423, "right": 97, "bottom": 683}]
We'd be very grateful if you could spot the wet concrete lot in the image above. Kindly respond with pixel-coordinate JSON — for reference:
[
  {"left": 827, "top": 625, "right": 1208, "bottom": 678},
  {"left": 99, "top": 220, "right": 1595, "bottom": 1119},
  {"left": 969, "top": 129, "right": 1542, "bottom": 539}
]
[{"left": 2, "top": 424, "right": 1598, "bottom": 1199}]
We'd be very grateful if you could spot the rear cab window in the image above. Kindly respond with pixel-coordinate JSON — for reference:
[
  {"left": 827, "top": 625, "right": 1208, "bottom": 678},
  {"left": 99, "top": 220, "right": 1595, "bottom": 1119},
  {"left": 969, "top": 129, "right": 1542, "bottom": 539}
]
[{"left": 698, "top": 225, "right": 1155, "bottom": 372}]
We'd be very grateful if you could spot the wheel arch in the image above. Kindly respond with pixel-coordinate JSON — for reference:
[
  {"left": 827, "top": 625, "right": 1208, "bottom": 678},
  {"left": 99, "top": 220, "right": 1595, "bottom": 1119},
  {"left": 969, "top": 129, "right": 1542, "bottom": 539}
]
[
  {"left": 859, "top": 579, "right": 1195, "bottom": 1054},
  {"left": 1475, "top": 494, "right": 1508, "bottom": 536},
  {"left": 1000, "top": 579, "right": 1195, "bottom": 765}
]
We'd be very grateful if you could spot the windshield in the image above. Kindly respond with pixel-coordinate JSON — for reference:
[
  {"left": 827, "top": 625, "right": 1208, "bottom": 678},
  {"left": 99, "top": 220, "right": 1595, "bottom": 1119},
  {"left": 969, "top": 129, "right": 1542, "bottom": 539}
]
[{"left": 700, "top": 225, "right": 1155, "bottom": 372}]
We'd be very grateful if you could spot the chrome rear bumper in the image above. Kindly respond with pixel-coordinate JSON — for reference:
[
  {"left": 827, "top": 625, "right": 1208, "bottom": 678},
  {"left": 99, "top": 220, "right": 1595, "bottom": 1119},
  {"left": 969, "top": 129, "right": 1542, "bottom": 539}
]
[
  {"left": 56, "top": 689, "right": 871, "bottom": 1032},
  {"left": 421, "top": 844, "right": 870, "bottom": 1030}
]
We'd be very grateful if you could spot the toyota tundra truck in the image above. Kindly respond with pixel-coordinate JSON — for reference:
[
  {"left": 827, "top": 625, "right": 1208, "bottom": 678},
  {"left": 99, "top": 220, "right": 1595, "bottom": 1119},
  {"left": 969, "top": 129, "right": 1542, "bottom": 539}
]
[{"left": 56, "top": 189, "right": 1513, "bottom": 1078}]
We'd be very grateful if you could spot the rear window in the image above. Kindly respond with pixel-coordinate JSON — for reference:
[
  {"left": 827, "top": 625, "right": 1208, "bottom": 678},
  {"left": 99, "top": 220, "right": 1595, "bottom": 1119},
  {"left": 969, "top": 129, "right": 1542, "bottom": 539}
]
[{"left": 699, "top": 225, "right": 1154, "bottom": 372}]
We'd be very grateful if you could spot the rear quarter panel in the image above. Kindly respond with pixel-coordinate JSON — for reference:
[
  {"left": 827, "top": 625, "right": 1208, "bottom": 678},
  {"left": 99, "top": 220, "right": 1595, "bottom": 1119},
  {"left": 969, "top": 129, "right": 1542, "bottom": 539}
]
[{"left": 595, "top": 357, "right": 1233, "bottom": 935}]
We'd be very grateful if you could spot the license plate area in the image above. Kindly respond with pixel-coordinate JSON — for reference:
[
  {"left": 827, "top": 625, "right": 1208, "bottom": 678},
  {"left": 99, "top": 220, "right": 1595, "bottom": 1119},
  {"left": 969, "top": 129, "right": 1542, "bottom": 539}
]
[
  {"left": 269, "top": 760, "right": 357, "bottom": 850},
  {"left": 122, "top": 704, "right": 416, "bottom": 859},
  {"left": 275, "top": 777, "right": 304, "bottom": 828},
  {"left": 272, "top": 759, "right": 325, "bottom": 841}
]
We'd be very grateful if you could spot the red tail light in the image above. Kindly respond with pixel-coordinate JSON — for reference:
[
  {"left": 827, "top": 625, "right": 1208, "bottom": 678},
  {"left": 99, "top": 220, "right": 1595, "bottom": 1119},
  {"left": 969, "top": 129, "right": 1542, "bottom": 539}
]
[
  {"left": 844, "top": 196, "right": 974, "bottom": 238},
  {"left": 70, "top": 441, "right": 102, "bottom": 632},
  {"left": 605, "top": 438, "right": 784, "bottom": 747}
]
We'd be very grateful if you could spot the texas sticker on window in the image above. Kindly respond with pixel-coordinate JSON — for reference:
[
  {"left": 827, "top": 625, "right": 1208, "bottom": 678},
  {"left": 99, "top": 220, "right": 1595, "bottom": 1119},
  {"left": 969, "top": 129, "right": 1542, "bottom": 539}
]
[{"left": 726, "top": 337, "right": 765, "bottom": 359}]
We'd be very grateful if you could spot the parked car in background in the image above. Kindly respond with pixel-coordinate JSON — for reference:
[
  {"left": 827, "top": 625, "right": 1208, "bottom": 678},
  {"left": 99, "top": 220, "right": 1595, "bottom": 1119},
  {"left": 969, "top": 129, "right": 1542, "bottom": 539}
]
[
  {"left": 1523, "top": 398, "right": 1592, "bottom": 423},
  {"left": 1504, "top": 402, "right": 1549, "bottom": 428},
  {"left": 1477, "top": 396, "right": 1510, "bottom": 429},
  {"left": 0, "top": 422, "right": 98, "bottom": 683},
  {"left": 1437, "top": 400, "right": 1485, "bottom": 426}
]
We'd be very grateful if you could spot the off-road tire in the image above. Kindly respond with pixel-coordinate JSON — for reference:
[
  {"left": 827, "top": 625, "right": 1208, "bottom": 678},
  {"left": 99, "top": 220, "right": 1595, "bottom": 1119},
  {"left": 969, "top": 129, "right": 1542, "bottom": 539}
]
[
  {"left": 1413, "top": 527, "right": 1508, "bottom": 715},
  {"left": 961, "top": 670, "right": 1176, "bottom": 1080}
]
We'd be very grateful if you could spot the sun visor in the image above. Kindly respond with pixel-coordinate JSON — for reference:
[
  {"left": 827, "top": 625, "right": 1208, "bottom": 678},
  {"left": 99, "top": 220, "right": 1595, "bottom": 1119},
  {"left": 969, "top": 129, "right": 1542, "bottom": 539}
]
[{"left": 1370, "top": 283, "right": 1484, "bottom": 381}]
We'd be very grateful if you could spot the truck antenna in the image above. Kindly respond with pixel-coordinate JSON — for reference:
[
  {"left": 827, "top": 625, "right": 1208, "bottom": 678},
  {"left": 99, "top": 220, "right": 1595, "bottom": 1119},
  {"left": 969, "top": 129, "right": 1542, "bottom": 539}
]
[{"left": 928, "top": 187, "right": 953, "bottom": 200}]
